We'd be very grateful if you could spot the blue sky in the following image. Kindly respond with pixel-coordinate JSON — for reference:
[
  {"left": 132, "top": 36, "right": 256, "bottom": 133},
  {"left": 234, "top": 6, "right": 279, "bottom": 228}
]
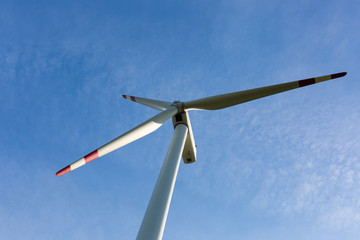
[{"left": 1, "top": 0, "right": 359, "bottom": 239}]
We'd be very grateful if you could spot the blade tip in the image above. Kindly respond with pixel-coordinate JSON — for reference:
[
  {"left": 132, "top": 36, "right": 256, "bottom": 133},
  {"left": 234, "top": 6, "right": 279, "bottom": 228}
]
[
  {"left": 122, "top": 95, "right": 127, "bottom": 99},
  {"left": 331, "top": 72, "right": 347, "bottom": 79},
  {"left": 56, "top": 165, "right": 71, "bottom": 176}
]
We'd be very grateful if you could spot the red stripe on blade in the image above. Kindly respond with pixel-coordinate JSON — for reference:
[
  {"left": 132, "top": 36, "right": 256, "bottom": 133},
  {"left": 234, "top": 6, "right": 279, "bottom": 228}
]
[
  {"left": 298, "top": 78, "right": 315, "bottom": 87},
  {"left": 56, "top": 165, "right": 71, "bottom": 176},
  {"left": 122, "top": 95, "right": 127, "bottom": 99},
  {"left": 130, "top": 96, "right": 136, "bottom": 102},
  {"left": 84, "top": 150, "right": 99, "bottom": 163},
  {"left": 331, "top": 72, "right": 347, "bottom": 79}
]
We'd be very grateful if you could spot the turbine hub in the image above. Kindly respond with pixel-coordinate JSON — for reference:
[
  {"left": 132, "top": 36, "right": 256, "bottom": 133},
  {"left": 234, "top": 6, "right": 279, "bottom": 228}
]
[{"left": 171, "top": 101, "right": 185, "bottom": 113}]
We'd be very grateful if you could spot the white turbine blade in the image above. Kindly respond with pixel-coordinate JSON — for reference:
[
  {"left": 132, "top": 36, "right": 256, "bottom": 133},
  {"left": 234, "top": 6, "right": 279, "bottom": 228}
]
[
  {"left": 184, "top": 72, "right": 347, "bottom": 111},
  {"left": 56, "top": 106, "right": 178, "bottom": 176},
  {"left": 122, "top": 95, "right": 172, "bottom": 111}
]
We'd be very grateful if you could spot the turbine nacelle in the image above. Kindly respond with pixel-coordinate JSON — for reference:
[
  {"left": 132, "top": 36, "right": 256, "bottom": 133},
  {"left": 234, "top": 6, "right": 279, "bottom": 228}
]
[
  {"left": 169, "top": 101, "right": 197, "bottom": 164},
  {"left": 172, "top": 110, "right": 196, "bottom": 164}
]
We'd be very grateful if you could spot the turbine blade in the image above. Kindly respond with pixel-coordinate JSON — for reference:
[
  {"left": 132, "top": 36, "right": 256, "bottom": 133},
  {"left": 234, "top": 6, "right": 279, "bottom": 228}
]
[
  {"left": 184, "top": 72, "right": 347, "bottom": 110},
  {"left": 122, "top": 95, "right": 172, "bottom": 111},
  {"left": 56, "top": 106, "right": 178, "bottom": 176}
]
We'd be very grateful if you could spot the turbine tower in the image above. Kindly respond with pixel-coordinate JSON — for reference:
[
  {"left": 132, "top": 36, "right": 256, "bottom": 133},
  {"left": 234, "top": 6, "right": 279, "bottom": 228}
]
[{"left": 56, "top": 72, "right": 347, "bottom": 240}]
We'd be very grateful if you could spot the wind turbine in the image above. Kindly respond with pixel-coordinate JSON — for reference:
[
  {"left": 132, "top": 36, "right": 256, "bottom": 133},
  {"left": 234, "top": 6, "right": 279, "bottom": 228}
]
[{"left": 56, "top": 72, "right": 347, "bottom": 240}]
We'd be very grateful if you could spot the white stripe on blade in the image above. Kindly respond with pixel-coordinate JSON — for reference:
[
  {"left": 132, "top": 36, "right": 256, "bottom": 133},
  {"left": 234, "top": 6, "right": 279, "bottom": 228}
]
[{"left": 70, "top": 158, "right": 86, "bottom": 171}]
